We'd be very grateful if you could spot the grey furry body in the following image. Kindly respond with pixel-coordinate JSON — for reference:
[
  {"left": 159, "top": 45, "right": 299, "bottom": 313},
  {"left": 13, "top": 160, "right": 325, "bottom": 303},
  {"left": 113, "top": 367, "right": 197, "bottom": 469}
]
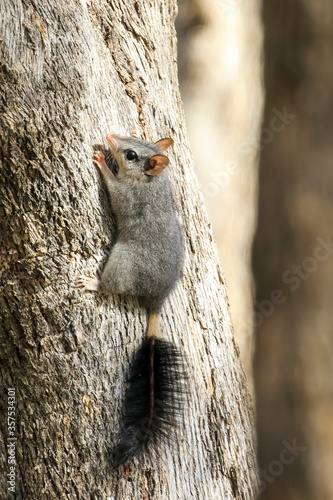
[
  {"left": 102, "top": 170, "right": 183, "bottom": 310},
  {"left": 95, "top": 136, "right": 183, "bottom": 311}
]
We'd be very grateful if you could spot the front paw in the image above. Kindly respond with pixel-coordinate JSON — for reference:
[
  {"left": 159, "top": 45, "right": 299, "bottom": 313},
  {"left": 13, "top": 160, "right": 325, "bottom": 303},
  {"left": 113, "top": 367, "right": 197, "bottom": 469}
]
[
  {"left": 75, "top": 275, "right": 100, "bottom": 292},
  {"left": 92, "top": 151, "right": 106, "bottom": 168}
]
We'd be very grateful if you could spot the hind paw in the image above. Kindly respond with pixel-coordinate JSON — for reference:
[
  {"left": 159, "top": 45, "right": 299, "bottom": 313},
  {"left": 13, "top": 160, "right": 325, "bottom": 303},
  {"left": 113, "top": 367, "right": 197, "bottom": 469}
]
[{"left": 75, "top": 275, "right": 101, "bottom": 292}]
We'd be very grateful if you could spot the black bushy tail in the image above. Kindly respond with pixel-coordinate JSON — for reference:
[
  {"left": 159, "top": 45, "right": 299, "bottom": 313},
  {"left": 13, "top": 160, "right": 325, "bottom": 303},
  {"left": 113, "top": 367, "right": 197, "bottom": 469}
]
[{"left": 112, "top": 337, "right": 187, "bottom": 468}]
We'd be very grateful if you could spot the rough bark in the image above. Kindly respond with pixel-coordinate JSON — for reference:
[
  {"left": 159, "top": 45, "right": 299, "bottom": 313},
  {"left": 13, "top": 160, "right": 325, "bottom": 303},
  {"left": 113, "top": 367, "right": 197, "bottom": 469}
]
[
  {"left": 0, "top": 1, "right": 257, "bottom": 498},
  {"left": 254, "top": 0, "right": 333, "bottom": 498},
  {"left": 176, "top": 0, "right": 264, "bottom": 390}
]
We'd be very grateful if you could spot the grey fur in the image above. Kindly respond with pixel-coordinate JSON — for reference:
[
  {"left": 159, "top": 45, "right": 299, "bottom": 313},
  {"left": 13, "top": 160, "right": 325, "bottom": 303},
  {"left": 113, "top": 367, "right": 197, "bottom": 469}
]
[{"left": 98, "top": 134, "right": 183, "bottom": 312}]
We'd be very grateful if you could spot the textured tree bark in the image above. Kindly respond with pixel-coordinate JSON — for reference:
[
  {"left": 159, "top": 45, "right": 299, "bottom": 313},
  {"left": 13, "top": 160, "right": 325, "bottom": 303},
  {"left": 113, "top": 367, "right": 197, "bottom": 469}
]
[
  {"left": 254, "top": 0, "right": 333, "bottom": 498},
  {"left": 0, "top": 1, "right": 257, "bottom": 498},
  {"left": 176, "top": 0, "right": 264, "bottom": 391}
]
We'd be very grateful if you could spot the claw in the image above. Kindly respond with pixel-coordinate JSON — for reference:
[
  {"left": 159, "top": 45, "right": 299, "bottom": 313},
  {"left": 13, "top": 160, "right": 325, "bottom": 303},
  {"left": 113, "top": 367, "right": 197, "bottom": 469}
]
[
  {"left": 75, "top": 275, "right": 100, "bottom": 292},
  {"left": 92, "top": 151, "right": 105, "bottom": 168}
]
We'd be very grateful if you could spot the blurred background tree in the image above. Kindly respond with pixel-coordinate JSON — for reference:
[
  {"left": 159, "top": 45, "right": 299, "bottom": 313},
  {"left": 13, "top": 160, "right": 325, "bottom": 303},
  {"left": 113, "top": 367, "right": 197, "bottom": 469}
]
[
  {"left": 176, "top": 0, "right": 264, "bottom": 392},
  {"left": 254, "top": 1, "right": 333, "bottom": 499},
  {"left": 177, "top": 0, "right": 333, "bottom": 498}
]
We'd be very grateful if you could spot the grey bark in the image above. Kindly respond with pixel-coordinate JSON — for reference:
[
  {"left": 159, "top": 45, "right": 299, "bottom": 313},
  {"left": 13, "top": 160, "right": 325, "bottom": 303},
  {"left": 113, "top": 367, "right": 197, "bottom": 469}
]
[{"left": 0, "top": 1, "right": 257, "bottom": 498}]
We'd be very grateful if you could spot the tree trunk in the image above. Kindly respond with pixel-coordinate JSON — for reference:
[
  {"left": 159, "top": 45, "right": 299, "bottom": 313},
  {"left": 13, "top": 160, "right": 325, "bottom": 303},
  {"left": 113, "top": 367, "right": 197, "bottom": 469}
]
[
  {"left": 254, "top": 0, "right": 333, "bottom": 498},
  {"left": 0, "top": 1, "right": 257, "bottom": 498},
  {"left": 176, "top": 0, "right": 264, "bottom": 391}
]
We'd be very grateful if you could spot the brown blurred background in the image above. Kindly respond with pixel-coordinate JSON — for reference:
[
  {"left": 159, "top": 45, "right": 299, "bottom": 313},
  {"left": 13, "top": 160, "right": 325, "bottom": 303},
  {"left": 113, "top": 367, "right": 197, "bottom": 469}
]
[{"left": 177, "top": 0, "right": 333, "bottom": 498}]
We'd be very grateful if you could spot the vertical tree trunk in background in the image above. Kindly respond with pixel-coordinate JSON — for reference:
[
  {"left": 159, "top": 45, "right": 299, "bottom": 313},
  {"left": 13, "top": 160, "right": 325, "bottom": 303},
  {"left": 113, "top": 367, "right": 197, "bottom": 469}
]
[
  {"left": 0, "top": 1, "right": 258, "bottom": 498},
  {"left": 176, "top": 0, "right": 264, "bottom": 390},
  {"left": 254, "top": 0, "right": 333, "bottom": 498}
]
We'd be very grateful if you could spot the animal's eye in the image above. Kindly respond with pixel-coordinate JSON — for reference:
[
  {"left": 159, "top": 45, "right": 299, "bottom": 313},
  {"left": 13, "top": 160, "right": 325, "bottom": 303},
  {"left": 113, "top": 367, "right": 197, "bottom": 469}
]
[{"left": 126, "top": 150, "right": 138, "bottom": 161}]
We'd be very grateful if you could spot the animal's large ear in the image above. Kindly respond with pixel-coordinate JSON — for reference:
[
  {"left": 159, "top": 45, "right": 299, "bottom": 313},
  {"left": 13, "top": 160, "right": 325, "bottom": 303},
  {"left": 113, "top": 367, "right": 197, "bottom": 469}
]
[
  {"left": 145, "top": 154, "right": 169, "bottom": 176},
  {"left": 155, "top": 138, "right": 174, "bottom": 151}
]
